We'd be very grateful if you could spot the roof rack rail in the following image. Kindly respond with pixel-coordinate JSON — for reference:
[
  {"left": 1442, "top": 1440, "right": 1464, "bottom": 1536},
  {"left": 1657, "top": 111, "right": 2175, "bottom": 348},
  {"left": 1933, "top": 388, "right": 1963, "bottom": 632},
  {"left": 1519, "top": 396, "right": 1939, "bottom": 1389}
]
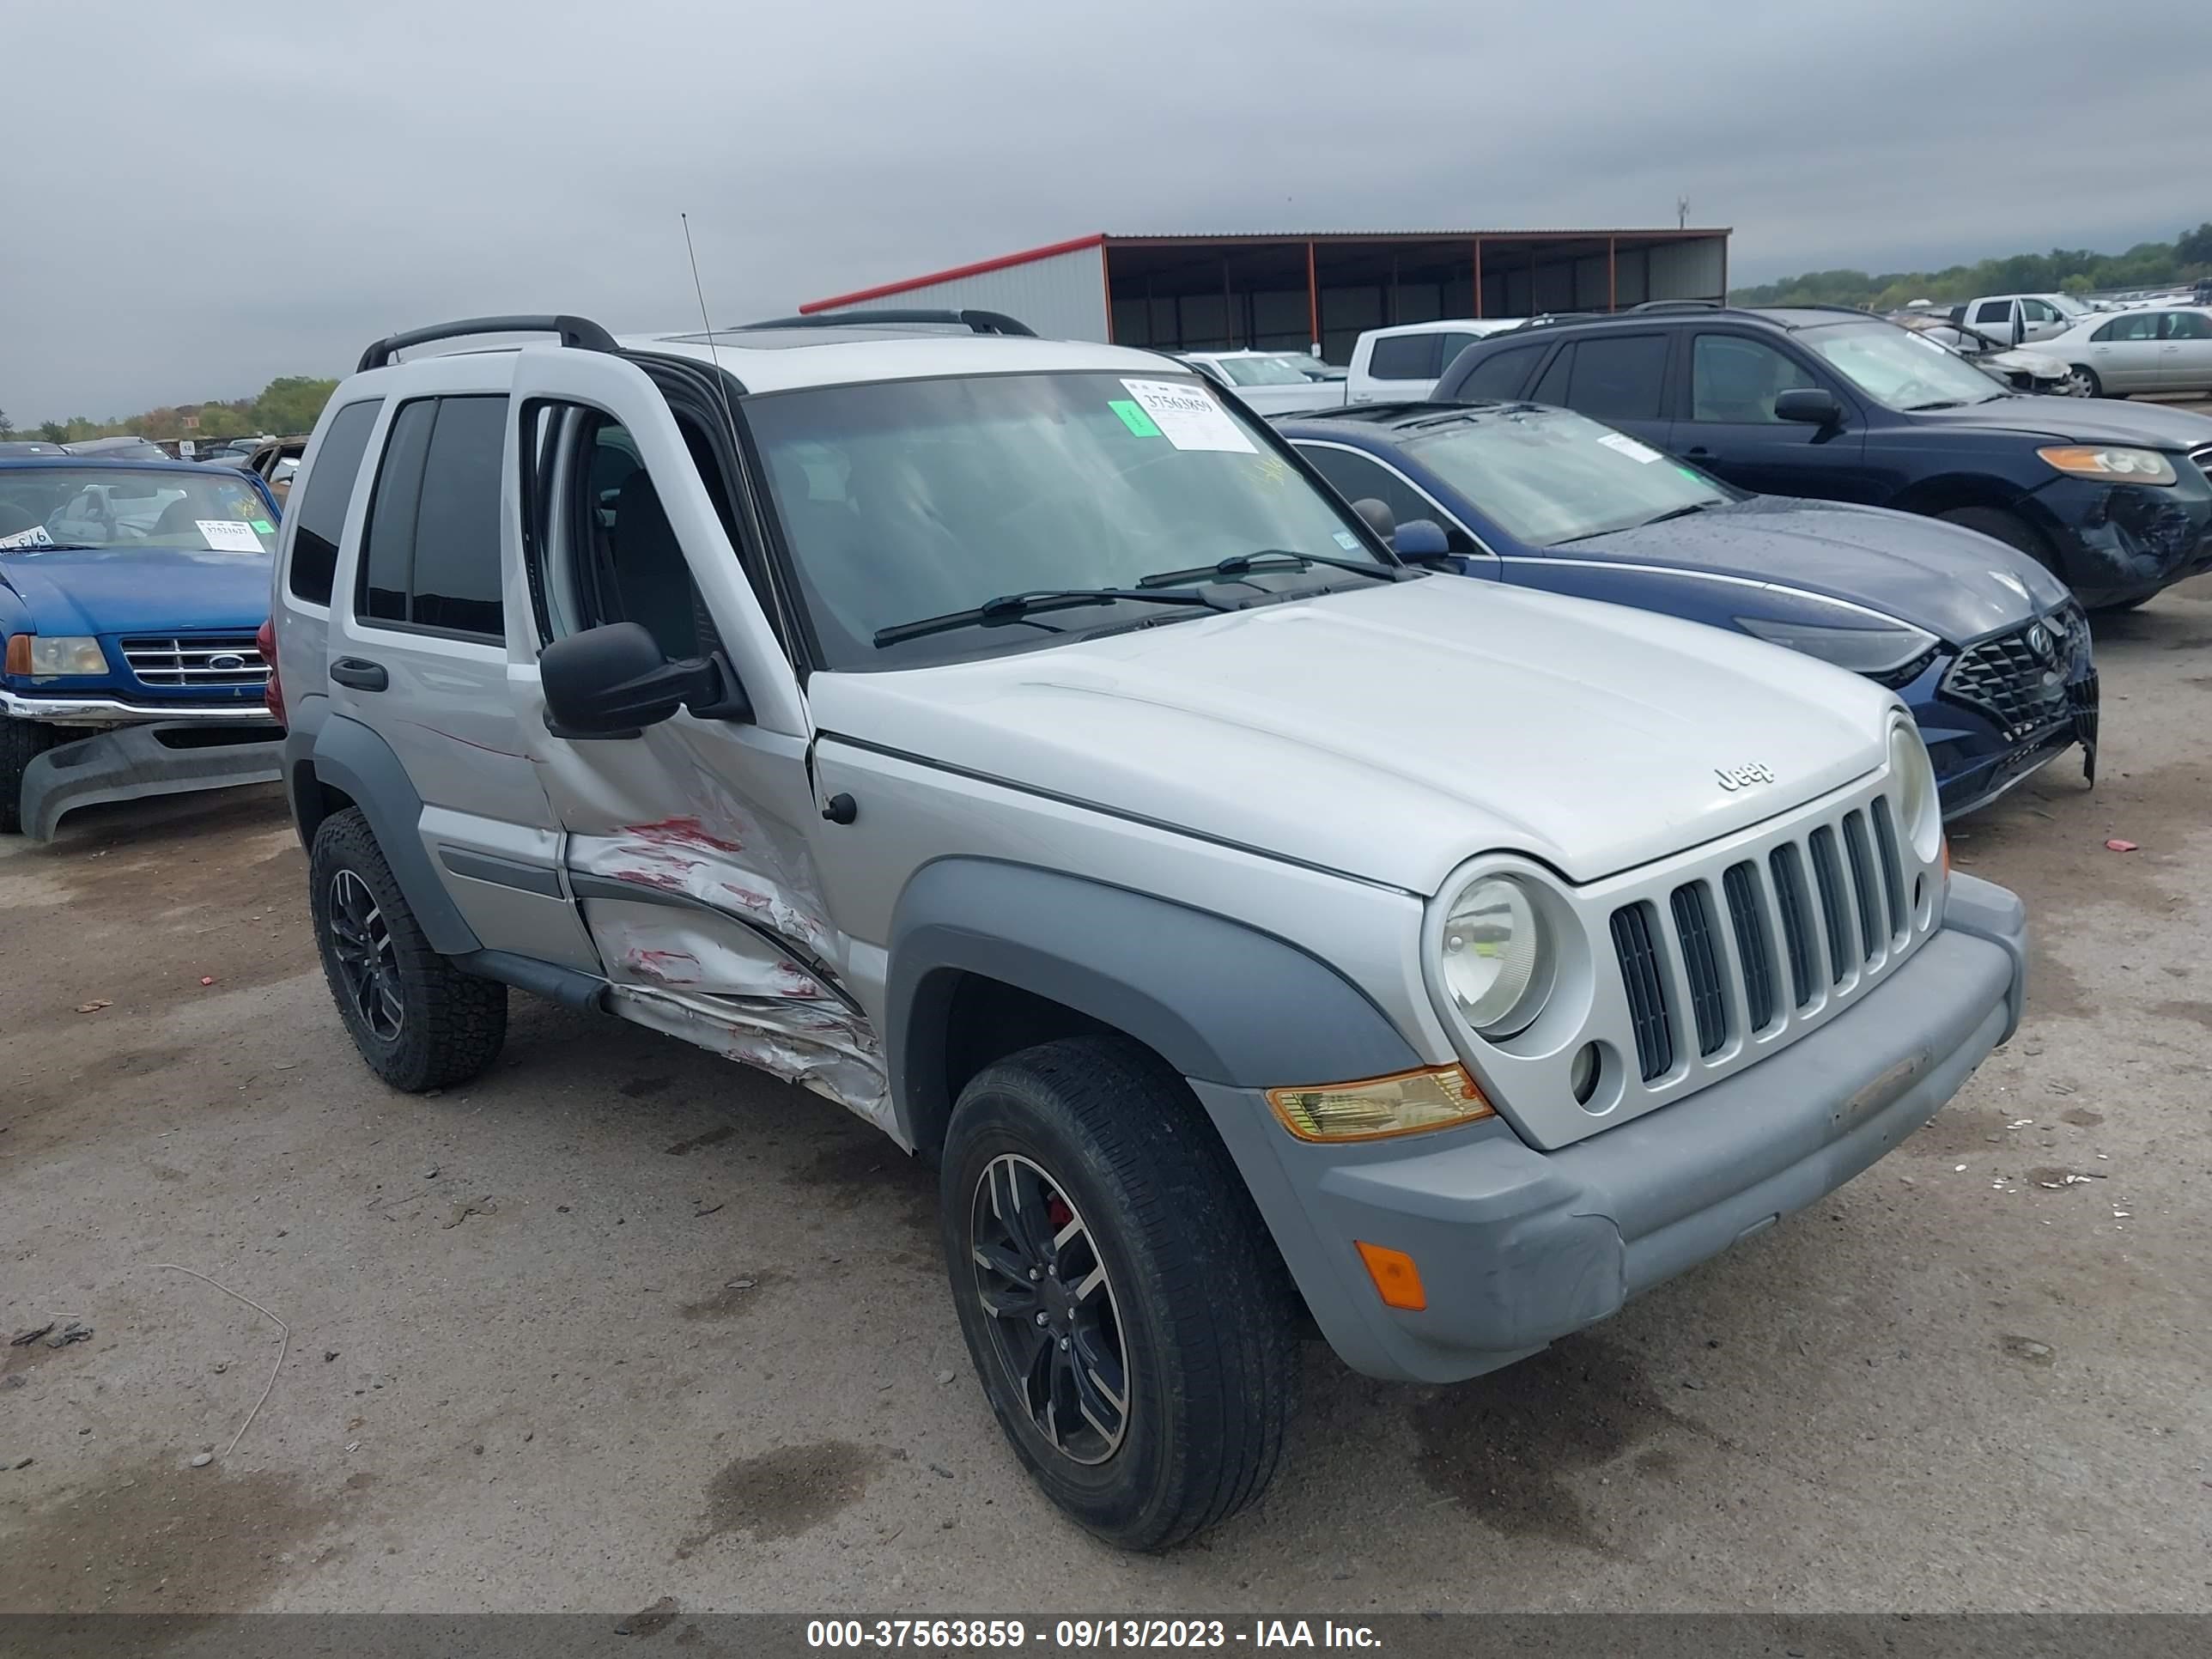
[
  {"left": 357, "top": 315, "right": 618, "bottom": 374},
  {"left": 738, "top": 308, "right": 1037, "bottom": 337},
  {"left": 1629, "top": 299, "right": 1724, "bottom": 313},
  {"left": 1506, "top": 311, "right": 1602, "bottom": 331}
]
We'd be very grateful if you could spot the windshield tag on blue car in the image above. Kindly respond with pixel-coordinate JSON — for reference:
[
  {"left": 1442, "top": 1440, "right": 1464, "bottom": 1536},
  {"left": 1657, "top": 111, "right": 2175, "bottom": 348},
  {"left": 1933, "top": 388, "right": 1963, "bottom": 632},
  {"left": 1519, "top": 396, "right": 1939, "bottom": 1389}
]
[
  {"left": 0, "top": 526, "right": 54, "bottom": 549},
  {"left": 1597, "top": 432, "right": 1662, "bottom": 463},
  {"left": 196, "top": 520, "right": 265, "bottom": 553}
]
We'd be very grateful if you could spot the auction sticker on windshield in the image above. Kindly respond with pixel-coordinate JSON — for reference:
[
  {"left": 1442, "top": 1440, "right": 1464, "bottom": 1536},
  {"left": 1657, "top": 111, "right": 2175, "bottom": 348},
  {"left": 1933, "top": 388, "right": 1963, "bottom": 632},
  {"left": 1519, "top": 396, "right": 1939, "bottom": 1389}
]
[
  {"left": 1598, "top": 432, "right": 1662, "bottom": 463},
  {"left": 0, "top": 526, "right": 55, "bottom": 549},
  {"left": 196, "top": 520, "right": 266, "bottom": 552},
  {"left": 1119, "top": 379, "right": 1255, "bottom": 453}
]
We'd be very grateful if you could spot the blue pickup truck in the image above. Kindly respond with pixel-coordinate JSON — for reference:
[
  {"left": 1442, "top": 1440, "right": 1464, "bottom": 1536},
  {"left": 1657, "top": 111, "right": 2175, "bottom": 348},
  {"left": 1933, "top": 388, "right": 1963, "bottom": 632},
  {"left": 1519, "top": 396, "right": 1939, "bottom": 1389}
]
[{"left": 1, "top": 457, "right": 284, "bottom": 837}]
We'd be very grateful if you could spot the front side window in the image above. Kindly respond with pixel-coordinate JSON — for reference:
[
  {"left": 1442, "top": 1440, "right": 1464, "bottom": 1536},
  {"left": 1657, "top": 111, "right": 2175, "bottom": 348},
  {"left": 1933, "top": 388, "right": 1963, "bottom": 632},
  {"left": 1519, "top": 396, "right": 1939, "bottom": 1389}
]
[
  {"left": 1690, "top": 335, "right": 1820, "bottom": 422},
  {"left": 2022, "top": 299, "right": 2062, "bottom": 324},
  {"left": 1296, "top": 444, "right": 1452, "bottom": 538},
  {"left": 356, "top": 395, "right": 507, "bottom": 639},
  {"left": 1801, "top": 324, "right": 2005, "bottom": 410},
  {"left": 745, "top": 371, "right": 1389, "bottom": 668},
  {"left": 1215, "top": 356, "right": 1315, "bottom": 388},
  {"left": 0, "top": 465, "right": 277, "bottom": 556},
  {"left": 1402, "top": 406, "right": 1732, "bottom": 548}
]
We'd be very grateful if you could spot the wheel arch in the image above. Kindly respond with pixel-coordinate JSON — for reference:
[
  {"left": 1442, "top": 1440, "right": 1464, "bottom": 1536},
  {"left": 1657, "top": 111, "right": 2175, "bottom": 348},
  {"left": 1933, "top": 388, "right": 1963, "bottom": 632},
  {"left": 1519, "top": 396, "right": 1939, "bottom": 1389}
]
[
  {"left": 301, "top": 714, "right": 480, "bottom": 956},
  {"left": 884, "top": 858, "right": 1422, "bottom": 1158}
]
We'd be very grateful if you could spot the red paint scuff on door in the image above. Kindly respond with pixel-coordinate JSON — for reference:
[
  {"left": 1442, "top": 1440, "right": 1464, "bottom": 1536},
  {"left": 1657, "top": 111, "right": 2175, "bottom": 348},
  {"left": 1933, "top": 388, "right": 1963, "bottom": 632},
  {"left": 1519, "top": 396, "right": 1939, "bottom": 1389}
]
[{"left": 624, "top": 817, "right": 745, "bottom": 854}]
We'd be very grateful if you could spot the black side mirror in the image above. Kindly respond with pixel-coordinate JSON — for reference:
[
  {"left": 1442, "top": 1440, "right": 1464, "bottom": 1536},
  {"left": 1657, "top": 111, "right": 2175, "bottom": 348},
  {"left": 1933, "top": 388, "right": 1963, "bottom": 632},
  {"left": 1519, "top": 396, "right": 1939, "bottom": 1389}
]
[
  {"left": 1773, "top": 388, "right": 1844, "bottom": 428},
  {"left": 1351, "top": 497, "right": 1395, "bottom": 542},
  {"left": 539, "top": 622, "right": 745, "bottom": 739},
  {"left": 1393, "top": 519, "right": 1451, "bottom": 560}
]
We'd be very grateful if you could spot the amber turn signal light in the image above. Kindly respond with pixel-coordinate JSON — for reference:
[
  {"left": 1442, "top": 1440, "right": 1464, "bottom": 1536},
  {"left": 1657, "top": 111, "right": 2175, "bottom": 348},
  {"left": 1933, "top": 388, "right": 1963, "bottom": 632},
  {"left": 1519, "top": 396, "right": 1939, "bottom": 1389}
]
[{"left": 1355, "top": 1241, "right": 1427, "bottom": 1311}]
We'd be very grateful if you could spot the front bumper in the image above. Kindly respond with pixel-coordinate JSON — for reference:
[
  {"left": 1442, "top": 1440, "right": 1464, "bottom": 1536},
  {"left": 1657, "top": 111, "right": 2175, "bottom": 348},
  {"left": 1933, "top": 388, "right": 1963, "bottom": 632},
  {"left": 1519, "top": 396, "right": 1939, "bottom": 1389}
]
[
  {"left": 1192, "top": 873, "right": 2027, "bottom": 1384},
  {"left": 2029, "top": 474, "right": 2212, "bottom": 607},
  {"left": 2, "top": 689, "right": 277, "bottom": 728},
  {"left": 16, "top": 720, "right": 283, "bottom": 840}
]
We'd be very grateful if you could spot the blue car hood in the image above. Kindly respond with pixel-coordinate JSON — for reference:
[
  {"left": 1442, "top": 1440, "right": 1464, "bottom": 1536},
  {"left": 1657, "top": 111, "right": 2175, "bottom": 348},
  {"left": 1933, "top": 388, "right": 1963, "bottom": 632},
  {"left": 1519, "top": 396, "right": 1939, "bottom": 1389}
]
[
  {"left": 1576, "top": 495, "right": 2070, "bottom": 643},
  {"left": 0, "top": 544, "right": 272, "bottom": 637},
  {"left": 1908, "top": 394, "right": 2212, "bottom": 449}
]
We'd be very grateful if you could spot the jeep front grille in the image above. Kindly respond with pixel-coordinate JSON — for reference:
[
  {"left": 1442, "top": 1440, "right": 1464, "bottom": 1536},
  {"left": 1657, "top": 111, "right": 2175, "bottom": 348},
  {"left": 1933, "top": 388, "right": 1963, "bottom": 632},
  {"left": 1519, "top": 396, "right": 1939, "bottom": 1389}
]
[
  {"left": 1607, "top": 792, "right": 1913, "bottom": 1086},
  {"left": 119, "top": 635, "right": 269, "bottom": 687}
]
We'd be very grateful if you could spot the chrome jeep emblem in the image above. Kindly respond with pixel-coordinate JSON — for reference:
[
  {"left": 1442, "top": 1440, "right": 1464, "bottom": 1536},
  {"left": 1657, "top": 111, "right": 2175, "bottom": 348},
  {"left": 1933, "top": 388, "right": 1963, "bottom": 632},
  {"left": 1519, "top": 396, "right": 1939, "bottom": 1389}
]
[{"left": 1715, "top": 762, "right": 1776, "bottom": 793}]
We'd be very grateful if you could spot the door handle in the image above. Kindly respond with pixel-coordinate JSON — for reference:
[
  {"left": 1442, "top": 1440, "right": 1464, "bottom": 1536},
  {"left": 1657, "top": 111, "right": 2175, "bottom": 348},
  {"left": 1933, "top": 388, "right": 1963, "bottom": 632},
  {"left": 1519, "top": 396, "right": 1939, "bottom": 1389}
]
[
  {"left": 1683, "top": 446, "right": 1715, "bottom": 459},
  {"left": 331, "top": 657, "right": 388, "bottom": 692}
]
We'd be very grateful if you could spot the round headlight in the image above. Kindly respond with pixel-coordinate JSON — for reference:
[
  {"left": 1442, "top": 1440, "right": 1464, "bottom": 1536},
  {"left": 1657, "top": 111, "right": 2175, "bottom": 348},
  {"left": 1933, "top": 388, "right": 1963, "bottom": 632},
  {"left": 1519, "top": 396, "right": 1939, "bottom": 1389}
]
[
  {"left": 1889, "top": 721, "right": 1942, "bottom": 863},
  {"left": 1440, "top": 875, "right": 1550, "bottom": 1036}
]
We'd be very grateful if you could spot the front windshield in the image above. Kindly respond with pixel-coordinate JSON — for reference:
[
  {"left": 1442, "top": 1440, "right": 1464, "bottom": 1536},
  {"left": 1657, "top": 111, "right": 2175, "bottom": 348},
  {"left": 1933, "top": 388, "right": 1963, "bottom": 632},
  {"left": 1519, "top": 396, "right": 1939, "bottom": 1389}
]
[
  {"left": 1404, "top": 407, "right": 1733, "bottom": 547},
  {"left": 1215, "top": 356, "right": 1321, "bottom": 387},
  {"left": 2051, "top": 293, "right": 2094, "bottom": 318},
  {"left": 0, "top": 466, "right": 277, "bottom": 553},
  {"left": 1803, "top": 324, "right": 2006, "bottom": 410},
  {"left": 746, "top": 370, "right": 1389, "bottom": 667}
]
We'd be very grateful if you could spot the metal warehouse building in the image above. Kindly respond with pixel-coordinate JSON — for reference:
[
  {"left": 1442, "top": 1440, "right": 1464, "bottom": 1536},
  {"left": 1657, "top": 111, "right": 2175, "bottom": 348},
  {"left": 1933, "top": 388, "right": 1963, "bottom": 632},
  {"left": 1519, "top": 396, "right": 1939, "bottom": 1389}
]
[{"left": 799, "top": 228, "right": 1732, "bottom": 362}]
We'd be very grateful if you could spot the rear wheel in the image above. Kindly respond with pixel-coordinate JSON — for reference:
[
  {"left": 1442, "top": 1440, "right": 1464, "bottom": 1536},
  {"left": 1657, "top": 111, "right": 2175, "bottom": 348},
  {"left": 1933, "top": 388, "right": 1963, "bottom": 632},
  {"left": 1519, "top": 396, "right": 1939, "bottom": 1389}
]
[
  {"left": 0, "top": 718, "right": 58, "bottom": 836},
  {"left": 309, "top": 807, "right": 507, "bottom": 1091},
  {"left": 940, "top": 1036, "right": 1302, "bottom": 1550}
]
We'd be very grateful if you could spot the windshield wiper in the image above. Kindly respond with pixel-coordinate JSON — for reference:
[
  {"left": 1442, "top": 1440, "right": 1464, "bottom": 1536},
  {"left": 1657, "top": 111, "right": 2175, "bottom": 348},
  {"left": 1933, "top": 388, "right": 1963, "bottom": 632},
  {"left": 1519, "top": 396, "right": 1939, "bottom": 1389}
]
[
  {"left": 1135, "top": 549, "right": 1405, "bottom": 588},
  {"left": 1902, "top": 398, "right": 1968, "bottom": 410},
  {"left": 1634, "top": 504, "right": 1712, "bottom": 528},
  {"left": 873, "top": 586, "right": 1230, "bottom": 648}
]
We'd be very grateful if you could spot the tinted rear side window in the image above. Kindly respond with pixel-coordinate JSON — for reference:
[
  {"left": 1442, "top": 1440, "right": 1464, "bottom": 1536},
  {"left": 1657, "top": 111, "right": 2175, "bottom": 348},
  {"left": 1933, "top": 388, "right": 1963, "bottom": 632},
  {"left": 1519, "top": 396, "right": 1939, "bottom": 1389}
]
[
  {"left": 1565, "top": 334, "right": 1669, "bottom": 420},
  {"left": 285, "top": 398, "right": 382, "bottom": 605},
  {"left": 1366, "top": 334, "right": 1439, "bottom": 381},
  {"left": 1455, "top": 342, "right": 1544, "bottom": 401},
  {"left": 356, "top": 395, "right": 507, "bottom": 639}
]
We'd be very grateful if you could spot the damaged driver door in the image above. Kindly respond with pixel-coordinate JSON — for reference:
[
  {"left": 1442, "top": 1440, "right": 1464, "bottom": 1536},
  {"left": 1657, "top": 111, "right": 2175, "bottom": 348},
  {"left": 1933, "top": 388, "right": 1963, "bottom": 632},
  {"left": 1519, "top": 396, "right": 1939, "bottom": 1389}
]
[{"left": 501, "top": 348, "right": 890, "bottom": 1129}]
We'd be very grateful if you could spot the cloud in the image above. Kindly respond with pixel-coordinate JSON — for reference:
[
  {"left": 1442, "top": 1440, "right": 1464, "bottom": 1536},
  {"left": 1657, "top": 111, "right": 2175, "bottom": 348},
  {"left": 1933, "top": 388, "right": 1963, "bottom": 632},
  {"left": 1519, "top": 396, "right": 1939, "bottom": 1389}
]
[{"left": 4, "top": 0, "right": 2198, "bottom": 419}]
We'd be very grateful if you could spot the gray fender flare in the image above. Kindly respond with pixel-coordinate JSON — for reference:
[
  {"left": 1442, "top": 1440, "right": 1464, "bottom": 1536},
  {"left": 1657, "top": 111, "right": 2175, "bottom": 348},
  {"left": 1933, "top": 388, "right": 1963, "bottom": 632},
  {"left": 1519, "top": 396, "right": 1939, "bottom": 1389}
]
[
  {"left": 884, "top": 857, "right": 1421, "bottom": 1152},
  {"left": 301, "top": 714, "right": 481, "bottom": 956}
]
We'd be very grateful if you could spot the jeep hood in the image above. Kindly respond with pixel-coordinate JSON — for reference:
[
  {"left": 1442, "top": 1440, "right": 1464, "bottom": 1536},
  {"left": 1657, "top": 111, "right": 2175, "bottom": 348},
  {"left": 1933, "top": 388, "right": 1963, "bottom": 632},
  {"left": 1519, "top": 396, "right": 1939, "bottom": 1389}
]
[
  {"left": 0, "top": 545, "right": 273, "bottom": 637},
  {"left": 810, "top": 578, "right": 1894, "bottom": 893},
  {"left": 1577, "top": 495, "right": 2072, "bottom": 644}
]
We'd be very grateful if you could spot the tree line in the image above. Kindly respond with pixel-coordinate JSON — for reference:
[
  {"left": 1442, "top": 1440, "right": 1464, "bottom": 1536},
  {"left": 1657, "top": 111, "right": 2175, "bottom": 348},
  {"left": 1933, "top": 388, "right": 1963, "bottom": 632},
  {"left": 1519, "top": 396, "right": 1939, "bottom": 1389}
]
[
  {"left": 1729, "top": 223, "right": 2212, "bottom": 313},
  {"left": 0, "top": 376, "right": 339, "bottom": 447}
]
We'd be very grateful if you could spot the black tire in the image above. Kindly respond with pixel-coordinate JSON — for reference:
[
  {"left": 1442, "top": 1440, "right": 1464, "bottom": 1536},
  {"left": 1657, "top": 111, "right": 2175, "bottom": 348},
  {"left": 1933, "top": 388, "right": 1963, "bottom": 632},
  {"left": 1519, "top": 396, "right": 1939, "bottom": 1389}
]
[
  {"left": 0, "top": 718, "right": 58, "bottom": 836},
  {"left": 940, "top": 1036, "right": 1302, "bottom": 1551},
  {"left": 2063, "top": 363, "right": 2102, "bottom": 398},
  {"left": 2095, "top": 593, "right": 2155, "bottom": 614},
  {"left": 308, "top": 807, "right": 507, "bottom": 1091},
  {"left": 1936, "top": 506, "right": 2055, "bottom": 572}
]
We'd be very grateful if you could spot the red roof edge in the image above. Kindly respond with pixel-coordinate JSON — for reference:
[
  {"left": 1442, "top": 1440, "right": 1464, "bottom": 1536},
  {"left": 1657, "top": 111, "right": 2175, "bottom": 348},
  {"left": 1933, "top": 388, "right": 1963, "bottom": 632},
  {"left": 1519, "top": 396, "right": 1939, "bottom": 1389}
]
[{"left": 799, "top": 234, "right": 1107, "bottom": 313}]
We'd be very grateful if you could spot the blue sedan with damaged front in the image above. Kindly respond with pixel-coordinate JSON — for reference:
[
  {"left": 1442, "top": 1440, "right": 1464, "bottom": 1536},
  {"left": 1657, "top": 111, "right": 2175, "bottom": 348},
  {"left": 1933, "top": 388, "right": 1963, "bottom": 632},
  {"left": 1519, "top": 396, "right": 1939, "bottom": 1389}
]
[
  {"left": 1279, "top": 402, "right": 2099, "bottom": 818},
  {"left": 1, "top": 459, "right": 284, "bottom": 837}
]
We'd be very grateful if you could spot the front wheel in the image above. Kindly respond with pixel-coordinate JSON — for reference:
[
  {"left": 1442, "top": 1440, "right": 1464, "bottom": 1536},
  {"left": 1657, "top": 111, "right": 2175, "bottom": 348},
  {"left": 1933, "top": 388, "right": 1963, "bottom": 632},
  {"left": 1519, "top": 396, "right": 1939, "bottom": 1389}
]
[
  {"left": 309, "top": 807, "right": 507, "bottom": 1091},
  {"left": 2062, "top": 365, "right": 2101, "bottom": 398},
  {"left": 1936, "top": 506, "right": 2056, "bottom": 574},
  {"left": 0, "top": 718, "right": 58, "bottom": 836},
  {"left": 940, "top": 1036, "right": 1302, "bottom": 1550}
]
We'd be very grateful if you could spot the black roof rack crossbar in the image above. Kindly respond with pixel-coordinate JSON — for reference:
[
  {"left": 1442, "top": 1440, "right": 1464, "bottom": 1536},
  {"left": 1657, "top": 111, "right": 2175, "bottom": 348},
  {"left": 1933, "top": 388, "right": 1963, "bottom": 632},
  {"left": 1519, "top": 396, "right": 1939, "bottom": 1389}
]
[
  {"left": 357, "top": 314, "right": 620, "bottom": 374},
  {"left": 735, "top": 308, "right": 1037, "bottom": 337},
  {"left": 1629, "top": 299, "right": 1724, "bottom": 313}
]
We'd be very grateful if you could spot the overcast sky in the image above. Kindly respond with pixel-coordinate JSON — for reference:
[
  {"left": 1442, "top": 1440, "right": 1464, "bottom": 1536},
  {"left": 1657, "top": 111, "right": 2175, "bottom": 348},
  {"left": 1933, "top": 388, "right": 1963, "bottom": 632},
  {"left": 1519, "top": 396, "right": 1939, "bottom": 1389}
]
[{"left": 5, "top": 0, "right": 2203, "bottom": 422}]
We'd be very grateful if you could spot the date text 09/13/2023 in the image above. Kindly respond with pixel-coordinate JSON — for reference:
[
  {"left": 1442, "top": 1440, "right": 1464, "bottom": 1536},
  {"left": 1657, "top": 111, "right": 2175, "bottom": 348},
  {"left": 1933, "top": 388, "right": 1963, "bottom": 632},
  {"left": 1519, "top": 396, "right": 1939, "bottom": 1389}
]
[{"left": 805, "top": 1619, "right": 1382, "bottom": 1650}]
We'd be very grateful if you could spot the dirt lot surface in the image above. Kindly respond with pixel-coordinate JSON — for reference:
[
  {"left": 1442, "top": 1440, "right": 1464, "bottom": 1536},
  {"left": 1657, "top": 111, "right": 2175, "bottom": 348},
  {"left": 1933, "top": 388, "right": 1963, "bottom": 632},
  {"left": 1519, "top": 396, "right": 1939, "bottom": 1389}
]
[{"left": 4, "top": 580, "right": 2210, "bottom": 1616}]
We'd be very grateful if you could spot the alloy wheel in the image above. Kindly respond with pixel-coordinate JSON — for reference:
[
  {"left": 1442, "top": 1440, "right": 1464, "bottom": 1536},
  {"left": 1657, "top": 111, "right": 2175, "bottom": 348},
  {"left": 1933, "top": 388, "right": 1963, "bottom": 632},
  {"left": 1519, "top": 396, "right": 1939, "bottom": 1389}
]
[
  {"left": 968, "top": 1152, "right": 1130, "bottom": 1466},
  {"left": 327, "top": 868, "right": 403, "bottom": 1042}
]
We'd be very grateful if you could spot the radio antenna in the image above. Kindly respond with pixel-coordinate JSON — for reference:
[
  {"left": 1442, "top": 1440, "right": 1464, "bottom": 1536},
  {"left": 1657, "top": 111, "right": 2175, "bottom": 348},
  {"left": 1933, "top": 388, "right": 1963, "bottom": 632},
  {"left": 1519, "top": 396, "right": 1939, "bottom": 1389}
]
[{"left": 681, "top": 211, "right": 743, "bottom": 441}]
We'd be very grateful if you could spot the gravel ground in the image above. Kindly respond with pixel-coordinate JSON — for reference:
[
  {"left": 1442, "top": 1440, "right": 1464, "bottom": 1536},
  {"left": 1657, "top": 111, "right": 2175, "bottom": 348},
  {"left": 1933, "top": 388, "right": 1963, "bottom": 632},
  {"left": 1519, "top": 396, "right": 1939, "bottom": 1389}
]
[{"left": 3, "top": 578, "right": 2209, "bottom": 1615}]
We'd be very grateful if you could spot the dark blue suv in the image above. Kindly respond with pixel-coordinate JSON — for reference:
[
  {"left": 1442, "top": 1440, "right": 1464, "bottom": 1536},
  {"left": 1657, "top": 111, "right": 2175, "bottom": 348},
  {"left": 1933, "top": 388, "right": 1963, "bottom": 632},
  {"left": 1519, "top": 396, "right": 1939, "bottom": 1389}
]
[
  {"left": 1276, "top": 402, "right": 2097, "bottom": 818},
  {"left": 1434, "top": 304, "right": 2212, "bottom": 610}
]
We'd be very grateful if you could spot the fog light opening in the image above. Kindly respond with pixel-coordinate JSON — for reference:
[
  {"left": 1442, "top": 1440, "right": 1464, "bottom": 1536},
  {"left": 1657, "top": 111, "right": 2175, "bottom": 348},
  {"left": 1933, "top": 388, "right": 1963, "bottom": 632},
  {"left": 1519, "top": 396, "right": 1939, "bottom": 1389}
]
[{"left": 1571, "top": 1042, "right": 1601, "bottom": 1106}]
